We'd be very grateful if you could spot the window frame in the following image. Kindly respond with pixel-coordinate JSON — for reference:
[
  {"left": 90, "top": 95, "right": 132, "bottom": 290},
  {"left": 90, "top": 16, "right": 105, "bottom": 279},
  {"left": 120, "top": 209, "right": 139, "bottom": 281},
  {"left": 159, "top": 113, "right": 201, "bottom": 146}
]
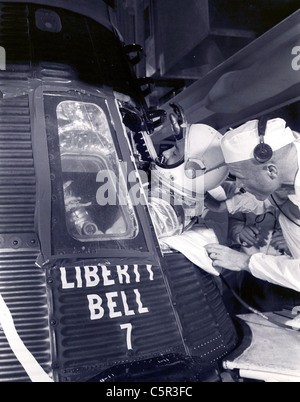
[{"left": 38, "top": 87, "right": 156, "bottom": 260}]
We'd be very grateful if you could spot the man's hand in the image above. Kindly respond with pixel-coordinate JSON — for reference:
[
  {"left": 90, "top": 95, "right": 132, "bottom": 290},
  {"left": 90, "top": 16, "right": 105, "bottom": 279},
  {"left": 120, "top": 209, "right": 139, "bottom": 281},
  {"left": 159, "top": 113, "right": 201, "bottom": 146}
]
[
  {"left": 270, "top": 230, "right": 291, "bottom": 255},
  {"left": 230, "top": 219, "right": 260, "bottom": 246},
  {"left": 205, "top": 243, "right": 251, "bottom": 271}
]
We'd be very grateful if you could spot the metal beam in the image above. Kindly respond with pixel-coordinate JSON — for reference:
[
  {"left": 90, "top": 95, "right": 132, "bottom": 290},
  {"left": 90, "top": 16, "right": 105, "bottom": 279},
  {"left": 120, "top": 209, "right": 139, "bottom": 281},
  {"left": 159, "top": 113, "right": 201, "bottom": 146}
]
[{"left": 153, "top": 10, "right": 300, "bottom": 141}]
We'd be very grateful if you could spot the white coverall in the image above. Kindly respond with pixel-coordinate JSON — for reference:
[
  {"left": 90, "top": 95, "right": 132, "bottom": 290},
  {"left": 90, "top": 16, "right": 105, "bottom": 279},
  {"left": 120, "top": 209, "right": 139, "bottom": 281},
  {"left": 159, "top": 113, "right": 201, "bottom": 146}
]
[{"left": 225, "top": 141, "right": 300, "bottom": 292}]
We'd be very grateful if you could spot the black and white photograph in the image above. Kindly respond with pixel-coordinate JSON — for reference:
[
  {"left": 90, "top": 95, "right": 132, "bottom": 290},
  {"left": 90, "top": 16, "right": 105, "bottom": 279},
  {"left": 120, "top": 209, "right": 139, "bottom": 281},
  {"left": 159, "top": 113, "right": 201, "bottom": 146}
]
[{"left": 0, "top": 0, "right": 299, "bottom": 387}]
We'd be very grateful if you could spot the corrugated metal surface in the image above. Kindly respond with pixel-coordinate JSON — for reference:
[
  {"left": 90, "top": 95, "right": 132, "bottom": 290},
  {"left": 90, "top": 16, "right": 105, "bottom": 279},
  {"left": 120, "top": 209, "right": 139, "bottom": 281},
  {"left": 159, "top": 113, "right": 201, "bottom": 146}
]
[
  {"left": 0, "top": 96, "right": 36, "bottom": 238},
  {"left": 164, "top": 253, "right": 238, "bottom": 363},
  {"left": 0, "top": 92, "right": 51, "bottom": 381},
  {"left": 47, "top": 256, "right": 238, "bottom": 382},
  {"left": 0, "top": 251, "right": 52, "bottom": 382},
  {"left": 47, "top": 262, "right": 186, "bottom": 382}
]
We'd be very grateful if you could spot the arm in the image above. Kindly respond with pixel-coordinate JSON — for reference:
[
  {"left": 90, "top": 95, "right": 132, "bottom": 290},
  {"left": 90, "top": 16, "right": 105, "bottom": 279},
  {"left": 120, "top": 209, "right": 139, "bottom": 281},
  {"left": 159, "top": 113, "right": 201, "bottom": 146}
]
[
  {"left": 205, "top": 244, "right": 300, "bottom": 292},
  {"left": 249, "top": 253, "right": 300, "bottom": 292},
  {"left": 225, "top": 192, "right": 272, "bottom": 215},
  {"left": 228, "top": 213, "right": 260, "bottom": 246},
  {"left": 205, "top": 191, "right": 273, "bottom": 215}
]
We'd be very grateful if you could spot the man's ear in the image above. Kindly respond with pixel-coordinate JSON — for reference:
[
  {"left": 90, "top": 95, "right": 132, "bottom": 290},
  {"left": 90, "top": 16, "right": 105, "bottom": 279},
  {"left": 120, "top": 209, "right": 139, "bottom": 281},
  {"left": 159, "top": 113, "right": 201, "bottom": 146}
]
[{"left": 266, "top": 164, "right": 278, "bottom": 179}]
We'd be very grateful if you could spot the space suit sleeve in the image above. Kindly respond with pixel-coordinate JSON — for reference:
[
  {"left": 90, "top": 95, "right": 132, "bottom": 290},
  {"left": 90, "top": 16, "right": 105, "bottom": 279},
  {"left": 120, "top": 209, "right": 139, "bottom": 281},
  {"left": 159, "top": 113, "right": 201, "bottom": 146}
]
[
  {"left": 225, "top": 192, "right": 272, "bottom": 215},
  {"left": 249, "top": 253, "right": 300, "bottom": 292}
]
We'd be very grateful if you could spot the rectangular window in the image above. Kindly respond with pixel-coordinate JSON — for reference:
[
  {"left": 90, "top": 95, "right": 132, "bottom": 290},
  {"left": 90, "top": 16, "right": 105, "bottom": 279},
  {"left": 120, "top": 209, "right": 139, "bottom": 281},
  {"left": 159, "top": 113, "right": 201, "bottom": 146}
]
[{"left": 56, "top": 101, "right": 138, "bottom": 242}]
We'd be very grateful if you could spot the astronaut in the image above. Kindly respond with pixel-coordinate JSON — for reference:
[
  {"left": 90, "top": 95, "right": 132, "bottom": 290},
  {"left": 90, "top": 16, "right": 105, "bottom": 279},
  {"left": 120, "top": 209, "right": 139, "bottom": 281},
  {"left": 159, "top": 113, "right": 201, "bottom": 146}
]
[
  {"left": 148, "top": 104, "right": 229, "bottom": 241},
  {"left": 205, "top": 117, "right": 300, "bottom": 293}
]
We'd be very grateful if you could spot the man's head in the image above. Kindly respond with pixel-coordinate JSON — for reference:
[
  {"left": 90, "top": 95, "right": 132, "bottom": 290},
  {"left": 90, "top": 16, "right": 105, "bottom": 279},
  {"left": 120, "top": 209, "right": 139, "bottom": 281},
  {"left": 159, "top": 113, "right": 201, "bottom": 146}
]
[
  {"left": 221, "top": 118, "right": 296, "bottom": 200},
  {"left": 153, "top": 124, "right": 229, "bottom": 201},
  {"left": 156, "top": 138, "right": 185, "bottom": 167}
]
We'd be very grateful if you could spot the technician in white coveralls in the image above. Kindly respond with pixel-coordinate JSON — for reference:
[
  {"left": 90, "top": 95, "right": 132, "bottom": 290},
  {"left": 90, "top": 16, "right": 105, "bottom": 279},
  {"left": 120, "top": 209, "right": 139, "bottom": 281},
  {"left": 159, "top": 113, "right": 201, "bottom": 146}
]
[{"left": 205, "top": 118, "right": 300, "bottom": 293}]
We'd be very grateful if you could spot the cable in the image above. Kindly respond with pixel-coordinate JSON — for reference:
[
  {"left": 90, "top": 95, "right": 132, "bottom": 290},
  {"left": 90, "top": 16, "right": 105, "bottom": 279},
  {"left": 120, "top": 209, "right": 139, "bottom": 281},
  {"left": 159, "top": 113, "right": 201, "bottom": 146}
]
[
  {"left": 220, "top": 274, "right": 299, "bottom": 332},
  {"left": 270, "top": 194, "right": 300, "bottom": 227},
  {"left": 254, "top": 210, "right": 276, "bottom": 225}
]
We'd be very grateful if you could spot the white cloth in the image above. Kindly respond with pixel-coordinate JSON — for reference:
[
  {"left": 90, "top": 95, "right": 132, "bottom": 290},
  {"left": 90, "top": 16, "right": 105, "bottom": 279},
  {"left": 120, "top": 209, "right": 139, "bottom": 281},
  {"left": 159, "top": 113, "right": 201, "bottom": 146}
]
[
  {"left": 221, "top": 118, "right": 295, "bottom": 163},
  {"left": 0, "top": 292, "right": 53, "bottom": 382},
  {"left": 247, "top": 140, "right": 300, "bottom": 291},
  {"left": 208, "top": 185, "right": 227, "bottom": 201},
  {"left": 162, "top": 226, "right": 221, "bottom": 276},
  {"left": 225, "top": 192, "right": 272, "bottom": 215},
  {"left": 249, "top": 253, "right": 300, "bottom": 292}
]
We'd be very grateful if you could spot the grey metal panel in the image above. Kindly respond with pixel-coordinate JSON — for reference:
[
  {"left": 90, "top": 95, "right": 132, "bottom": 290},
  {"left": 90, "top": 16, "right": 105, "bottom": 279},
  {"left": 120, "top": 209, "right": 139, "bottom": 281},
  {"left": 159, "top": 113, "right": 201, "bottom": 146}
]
[
  {"left": 0, "top": 251, "right": 52, "bottom": 382},
  {"left": 47, "top": 262, "right": 186, "bottom": 382},
  {"left": 0, "top": 95, "right": 37, "bottom": 245},
  {"left": 0, "top": 92, "right": 51, "bottom": 381},
  {"left": 47, "top": 255, "right": 238, "bottom": 382},
  {"left": 163, "top": 253, "right": 238, "bottom": 363}
]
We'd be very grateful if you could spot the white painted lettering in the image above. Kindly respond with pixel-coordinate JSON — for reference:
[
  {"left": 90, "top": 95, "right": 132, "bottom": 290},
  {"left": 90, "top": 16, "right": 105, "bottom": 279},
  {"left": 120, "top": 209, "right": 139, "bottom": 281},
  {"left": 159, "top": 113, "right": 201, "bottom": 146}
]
[
  {"left": 87, "top": 294, "right": 104, "bottom": 320},
  {"left": 146, "top": 265, "right": 154, "bottom": 281},
  {"left": 75, "top": 266, "right": 82, "bottom": 288},
  {"left": 133, "top": 264, "right": 140, "bottom": 282},
  {"left": 60, "top": 267, "right": 75, "bottom": 289},
  {"left": 134, "top": 289, "right": 149, "bottom": 314},
  {"left": 101, "top": 265, "right": 115, "bottom": 286},
  {"left": 120, "top": 323, "right": 133, "bottom": 350},
  {"left": 121, "top": 291, "right": 135, "bottom": 316},
  {"left": 60, "top": 264, "right": 154, "bottom": 301},
  {"left": 84, "top": 266, "right": 100, "bottom": 288},
  {"left": 116, "top": 265, "right": 130, "bottom": 284},
  {"left": 107, "top": 291, "right": 122, "bottom": 318}
]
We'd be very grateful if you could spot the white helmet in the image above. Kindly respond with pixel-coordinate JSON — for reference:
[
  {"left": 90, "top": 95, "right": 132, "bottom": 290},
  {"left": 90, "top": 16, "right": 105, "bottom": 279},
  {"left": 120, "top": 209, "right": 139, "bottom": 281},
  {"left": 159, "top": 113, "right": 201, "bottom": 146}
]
[{"left": 152, "top": 124, "right": 229, "bottom": 203}]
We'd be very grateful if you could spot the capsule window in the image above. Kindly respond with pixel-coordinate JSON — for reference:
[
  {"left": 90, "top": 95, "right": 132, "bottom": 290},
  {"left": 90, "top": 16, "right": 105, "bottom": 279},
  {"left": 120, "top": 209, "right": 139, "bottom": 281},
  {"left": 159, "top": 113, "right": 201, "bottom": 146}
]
[{"left": 56, "top": 101, "right": 138, "bottom": 242}]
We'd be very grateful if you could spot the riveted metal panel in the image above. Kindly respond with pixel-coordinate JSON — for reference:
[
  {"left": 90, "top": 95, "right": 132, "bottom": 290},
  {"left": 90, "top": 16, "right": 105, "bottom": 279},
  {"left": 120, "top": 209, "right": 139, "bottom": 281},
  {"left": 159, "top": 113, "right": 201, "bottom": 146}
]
[
  {"left": 0, "top": 95, "right": 37, "bottom": 242},
  {"left": 0, "top": 251, "right": 52, "bottom": 382},
  {"left": 163, "top": 253, "right": 238, "bottom": 363},
  {"left": 46, "top": 254, "right": 238, "bottom": 382},
  {"left": 0, "top": 91, "right": 52, "bottom": 382},
  {"left": 47, "top": 261, "right": 186, "bottom": 382}
]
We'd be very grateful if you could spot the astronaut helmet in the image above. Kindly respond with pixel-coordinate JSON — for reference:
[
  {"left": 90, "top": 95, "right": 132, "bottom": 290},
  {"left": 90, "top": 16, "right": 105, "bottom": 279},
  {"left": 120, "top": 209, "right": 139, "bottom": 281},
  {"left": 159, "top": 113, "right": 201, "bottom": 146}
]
[{"left": 152, "top": 123, "right": 229, "bottom": 204}]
